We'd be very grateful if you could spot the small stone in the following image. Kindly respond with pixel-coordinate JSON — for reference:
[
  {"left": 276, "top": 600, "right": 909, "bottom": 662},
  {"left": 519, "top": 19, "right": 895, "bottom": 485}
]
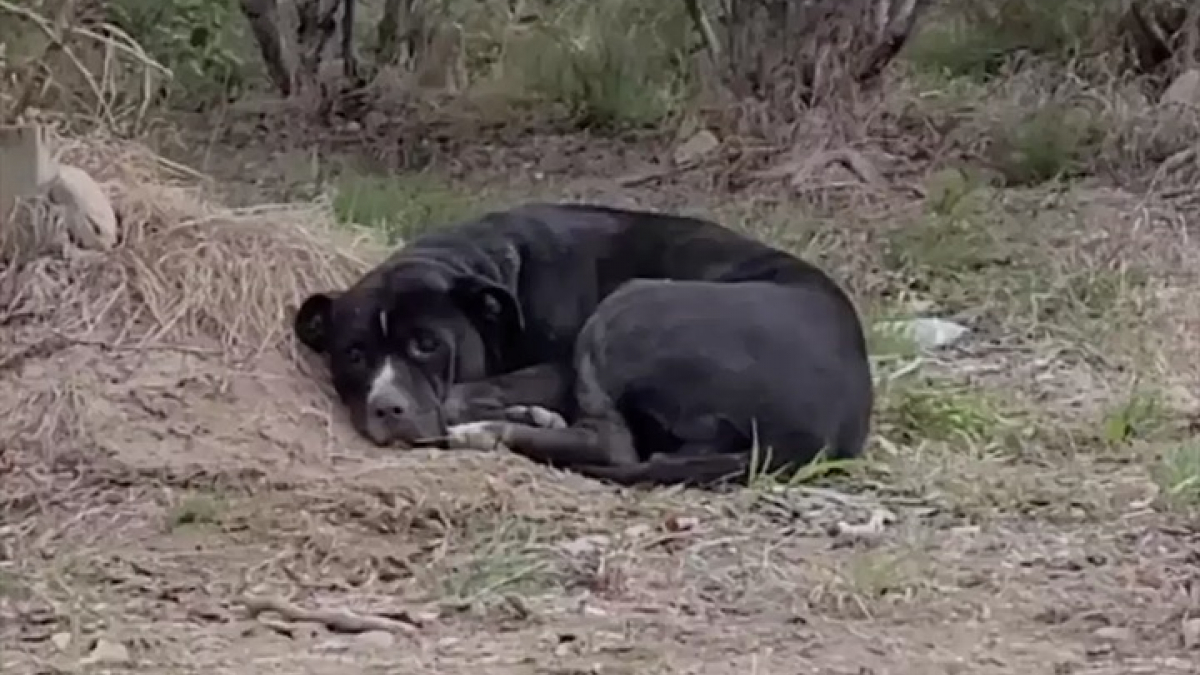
[
  {"left": 1181, "top": 617, "right": 1200, "bottom": 648},
  {"left": 622, "top": 524, "right": 652, "bottom": 540},
  {"left": 80, "top": 638, "right": 130, "bottom": 666},
  {"left": 664, "top": 515, "right": 699, "bottom": 533},
  {"left": 558, "top": 535, "right": 610, "bottom": 557},
  {"left": 673, "top": 129, "right": 719, "bottom": 166},
  {"left": 356, "top": 630, "right": 396, "bottom": 650},
  {"left": 50, "top": 632, "right": 71, "bottom": 651},
  {"left": 1162, "top": 69, "right": 1200, "bottom": 108}
]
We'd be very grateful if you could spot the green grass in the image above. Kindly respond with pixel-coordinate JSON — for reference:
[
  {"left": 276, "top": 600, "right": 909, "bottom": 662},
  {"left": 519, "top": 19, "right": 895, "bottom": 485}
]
[
  {"left": 107, "top": 0, "right": 256, "bottom": 107},
  {"left": 331, "top": 171, "right": 490, "bottom": 244},
  {"left": 903, "top": 0, "right": 1119, "bottom": 81},
  {"left": 877, "top": 379, "right": 1015, "bottom": 447},
  {"left": 883, "top": 188, "right": 1145, "bottom": 340},
  {"left": 432, "top": 517, "right": 559, "bottom": 612},
  {"left": 167, "top": 493, "right": 228, "bottom": 530},
  {"left": 1100, "top": 389, "right": 1171, "bottom": 446},
  {"left": 986, "top": 104, "right": 1102, "bottom": 187},
  {"left": 484, "top": 0, "right": 695, "bottom": 129},
  {"left": 1153, "top": 442, "right": 1200, "bottom": 510}
]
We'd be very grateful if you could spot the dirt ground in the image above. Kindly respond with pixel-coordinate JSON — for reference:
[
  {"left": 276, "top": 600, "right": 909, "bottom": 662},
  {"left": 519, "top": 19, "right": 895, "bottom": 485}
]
[{"left": 3, "top": 112, "right": 1200, "bottom": 675}]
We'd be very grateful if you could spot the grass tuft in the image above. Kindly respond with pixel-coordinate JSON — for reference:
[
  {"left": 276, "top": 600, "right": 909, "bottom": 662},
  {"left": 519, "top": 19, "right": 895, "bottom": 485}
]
[
  {"left": 904, "top": 0, "right": 1118, "bottom": 81},
  {"left": 332, "top": 171, "right": 490, "bottom": 244},
  {"left": 1153, "top": 442, "right": 1200, "bottom": 510},
  {"left": 484, "top": 0, "right": 694, "bottom": 129}
]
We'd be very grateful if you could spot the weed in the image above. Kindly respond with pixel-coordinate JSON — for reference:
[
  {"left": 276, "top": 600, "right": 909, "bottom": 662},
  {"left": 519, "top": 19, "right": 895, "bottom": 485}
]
[
  {"left": 1101, "top": 389, "right": 1170, "bottom": 446},
  {"left": 877, "top": 379, "right": 1011, "bottom": 446},
  {"left": 1153, "top": 442, "right": 1200, "bottom": 509},
  {"left": 331, "top": 171, "right": 488, "bottom": 244},
  {"left": 434, "top": 517, "right": 558, "bottom": 610},
  {"left": 904, "top": 0, "right": 1118, "bottom": 80},
  {"left": 108, "top": 0, "right": 253, "bottom": 106},
  {"left": 809, "top": 547, "right": 929, "bottom": 619},
  {"left": 167, "top": 493, "right": 227, "bottom": 530},
  {"left": 488, "top": 0, "right": 694, "bottom": 129},
  {"left": 884, "top": 201, "right": 1036, "bottom": 311},
  {"left": 987, "top": 104, "right": 1101, "bottom": 186}
]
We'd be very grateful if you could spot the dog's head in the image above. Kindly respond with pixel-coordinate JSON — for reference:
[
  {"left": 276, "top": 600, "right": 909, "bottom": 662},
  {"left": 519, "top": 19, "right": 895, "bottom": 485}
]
[{"left": 294, "top": 263, "right": 525, "bottom": 447}]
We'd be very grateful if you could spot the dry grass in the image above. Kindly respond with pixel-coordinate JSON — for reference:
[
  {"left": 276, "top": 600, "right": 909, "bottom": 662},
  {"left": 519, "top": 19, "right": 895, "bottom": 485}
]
[
  {"left": 7, "top": 54, "right": 1200, "bottom": 671},
  {"left": 2, "top": 128, "right": 381, "bottom": 357}
]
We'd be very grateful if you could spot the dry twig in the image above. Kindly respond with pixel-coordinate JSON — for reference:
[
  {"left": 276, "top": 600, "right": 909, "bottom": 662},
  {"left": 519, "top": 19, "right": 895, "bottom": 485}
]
[{"left": 238, "top": 594, "right": 420, "bottom": 634}]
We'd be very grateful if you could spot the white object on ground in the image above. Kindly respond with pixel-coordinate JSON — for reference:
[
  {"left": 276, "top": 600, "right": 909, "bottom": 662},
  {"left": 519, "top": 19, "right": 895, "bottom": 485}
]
[
  {"left": 47, "top": 163, "right": 119, "bottom": 250},
  {"left": 0, "top": 124, "right": 119, "bottom": 251},
  {"left": 875, "top": 317, "right": 970, "bottom": 350}
]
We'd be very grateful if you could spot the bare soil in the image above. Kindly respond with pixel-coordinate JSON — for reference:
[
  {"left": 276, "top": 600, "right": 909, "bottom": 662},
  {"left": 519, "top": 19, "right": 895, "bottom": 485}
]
[{"left": 3, "top": 115, "right": 1200, "bottom": 675}]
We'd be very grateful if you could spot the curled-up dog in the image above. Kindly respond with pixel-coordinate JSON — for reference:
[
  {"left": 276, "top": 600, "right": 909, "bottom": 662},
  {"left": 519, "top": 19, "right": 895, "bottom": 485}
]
[
  {"left": 292, "top": 202, "right": 852, "bottom": 448},
  {"left": 425, "top": 274, "right": 874, "bottom": 488}
]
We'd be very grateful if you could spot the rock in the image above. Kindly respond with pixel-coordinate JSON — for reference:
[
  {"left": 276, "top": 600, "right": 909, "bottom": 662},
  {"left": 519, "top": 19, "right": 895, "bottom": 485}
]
[
  {"left": 557, "top": 534, "right": 611, "bottom": 557},
  {"left": 1182, "top": 617, "right": 1200, "bottom": 648},
  {"left": 50, "top": 632, "right": 71, "bottom": 651},
  {"left": 1161, "top": 69, "right": 1200, "bottom": 108},
  {"left": 663, "top": 515, "right": 699, "bottom": 533},
  {"left": 80, "top": 637, "right": 131, "bottom": 666},
  {"left": 673, "top": 129, "right": 719, "bottom": 166},
  {"left": 356, "top": 630, "right": 397, "bottom": 650},
  {"left": 833, "top": 508, "right": 897, "bottom": 543}
]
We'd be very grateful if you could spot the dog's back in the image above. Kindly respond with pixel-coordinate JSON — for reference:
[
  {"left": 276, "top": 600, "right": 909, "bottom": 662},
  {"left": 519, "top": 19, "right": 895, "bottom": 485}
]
[
  {"left": 579, "top": 278, "right": 873, "bottom": 465},
  {"left": 389, "top": 202, "right": 841, "bottom": 366}
]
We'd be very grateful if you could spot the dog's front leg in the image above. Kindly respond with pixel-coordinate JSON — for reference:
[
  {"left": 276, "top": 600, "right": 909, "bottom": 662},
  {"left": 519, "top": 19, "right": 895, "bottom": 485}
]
[
  {"left": 443, "top": 361, "right": 574, "bottom": 425},
  {"left": 438, "top": 418, "right": 636, "bottom": 468}
]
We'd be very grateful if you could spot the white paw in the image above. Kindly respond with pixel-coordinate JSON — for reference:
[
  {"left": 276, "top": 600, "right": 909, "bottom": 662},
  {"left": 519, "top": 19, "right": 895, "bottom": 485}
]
[
  {"left": 444, "top": 421, "right": 508, "bottom": 451},
  {"left": 504, "top": 405, "right": 567, "bottom": 429}
]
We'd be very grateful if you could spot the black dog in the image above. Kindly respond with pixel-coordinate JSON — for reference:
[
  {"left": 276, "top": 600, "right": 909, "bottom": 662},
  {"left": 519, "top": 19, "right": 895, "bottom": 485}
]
[
  {"left": 292, "top": 203, "right": 872, "bottom": 477},
  {"left": 434, "top": 274, "right": 873, "bottom": 487}
]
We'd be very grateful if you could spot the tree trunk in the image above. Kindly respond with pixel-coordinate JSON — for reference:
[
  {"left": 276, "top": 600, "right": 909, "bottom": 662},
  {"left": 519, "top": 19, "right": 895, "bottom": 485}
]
[
  {"left": 376, "top": 0, "right": 425, "bottom": 67},
  {"left": 239, "top": 0, "right": 295, "bottom": 96},
  {"left": 295, "top": 0, "right": 343, "bottom": 82}
]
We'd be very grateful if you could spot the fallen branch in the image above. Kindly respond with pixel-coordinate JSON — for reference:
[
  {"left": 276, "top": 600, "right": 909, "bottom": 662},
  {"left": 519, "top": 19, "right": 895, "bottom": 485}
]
[
  {"left": 754, "top": 147, "right": 890, "bottom": 194},
  {"left": 238, "top": 594, "right": 420, "bottom": 634}
]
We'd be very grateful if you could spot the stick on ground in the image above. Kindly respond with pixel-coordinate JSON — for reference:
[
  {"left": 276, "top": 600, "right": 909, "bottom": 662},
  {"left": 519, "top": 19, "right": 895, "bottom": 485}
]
[{"left": 238, "top": 594, "right": 420, "bottom": 634}]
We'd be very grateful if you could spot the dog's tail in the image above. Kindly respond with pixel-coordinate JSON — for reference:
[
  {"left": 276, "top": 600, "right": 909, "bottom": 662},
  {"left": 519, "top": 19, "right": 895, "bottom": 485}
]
[{"left": 572, "top": 453, "right": 755, "bottom": 488}]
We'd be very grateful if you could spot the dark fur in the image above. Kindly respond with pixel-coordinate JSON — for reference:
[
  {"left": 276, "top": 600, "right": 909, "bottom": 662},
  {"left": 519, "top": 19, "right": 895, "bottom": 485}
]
[
  {"left": 293, "top": 202, "right": 871, "bottom": 473},
  {"left": 444, "top": 277, "right": 873, "bottom": 487}
]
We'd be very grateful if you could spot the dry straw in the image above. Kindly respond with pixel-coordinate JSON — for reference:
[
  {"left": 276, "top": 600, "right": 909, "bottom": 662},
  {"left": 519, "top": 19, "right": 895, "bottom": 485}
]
[{"left": 0, "top": 130, "right": 384, "bottom": 364}]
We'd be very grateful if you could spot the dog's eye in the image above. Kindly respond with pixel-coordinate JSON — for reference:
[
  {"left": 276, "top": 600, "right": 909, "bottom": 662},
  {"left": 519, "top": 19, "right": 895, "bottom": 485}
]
[
  {"left": 346, "top": 347, "right": 366, "bottom": 367},
  {"left": 407, "top": 332, "right": 441, "bottom": 360}
]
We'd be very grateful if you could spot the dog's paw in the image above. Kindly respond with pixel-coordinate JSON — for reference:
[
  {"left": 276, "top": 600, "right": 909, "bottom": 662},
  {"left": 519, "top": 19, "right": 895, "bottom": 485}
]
[
  {"left": 443, "top": 421, "right": 509, "bottom": 451},
  {"left": 504, "top": 405, "right": 567, "bottom": 429}
]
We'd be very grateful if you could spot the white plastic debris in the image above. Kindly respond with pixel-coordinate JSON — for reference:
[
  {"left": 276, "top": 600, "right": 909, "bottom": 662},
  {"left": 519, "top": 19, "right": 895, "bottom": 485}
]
[{"left": 875, "top": 317, "right": 970, "bottom": 350}]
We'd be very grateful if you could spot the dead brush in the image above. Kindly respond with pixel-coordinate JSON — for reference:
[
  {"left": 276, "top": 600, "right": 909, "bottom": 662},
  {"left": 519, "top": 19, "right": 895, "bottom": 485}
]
[
  {"left": 0, "top": 132, "right": 396, "bottom": 532},
  {"left": 0, "top": 130, "right": 384, "bottom": 362}
]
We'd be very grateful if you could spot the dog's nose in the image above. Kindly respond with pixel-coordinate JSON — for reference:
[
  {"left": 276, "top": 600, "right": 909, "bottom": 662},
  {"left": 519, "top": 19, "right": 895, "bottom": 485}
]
[{"left": 368, "top": 389, "right": 407, "bottom": 422}]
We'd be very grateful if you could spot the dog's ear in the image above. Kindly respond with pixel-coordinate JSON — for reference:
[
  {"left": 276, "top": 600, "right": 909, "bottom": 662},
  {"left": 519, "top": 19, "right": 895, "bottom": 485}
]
[
  {"left": 294, "top": 291, "right": 339, "bottom": 353},
  {"left": 450, "top": 275, "right": 525, "bottom": 352}
]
